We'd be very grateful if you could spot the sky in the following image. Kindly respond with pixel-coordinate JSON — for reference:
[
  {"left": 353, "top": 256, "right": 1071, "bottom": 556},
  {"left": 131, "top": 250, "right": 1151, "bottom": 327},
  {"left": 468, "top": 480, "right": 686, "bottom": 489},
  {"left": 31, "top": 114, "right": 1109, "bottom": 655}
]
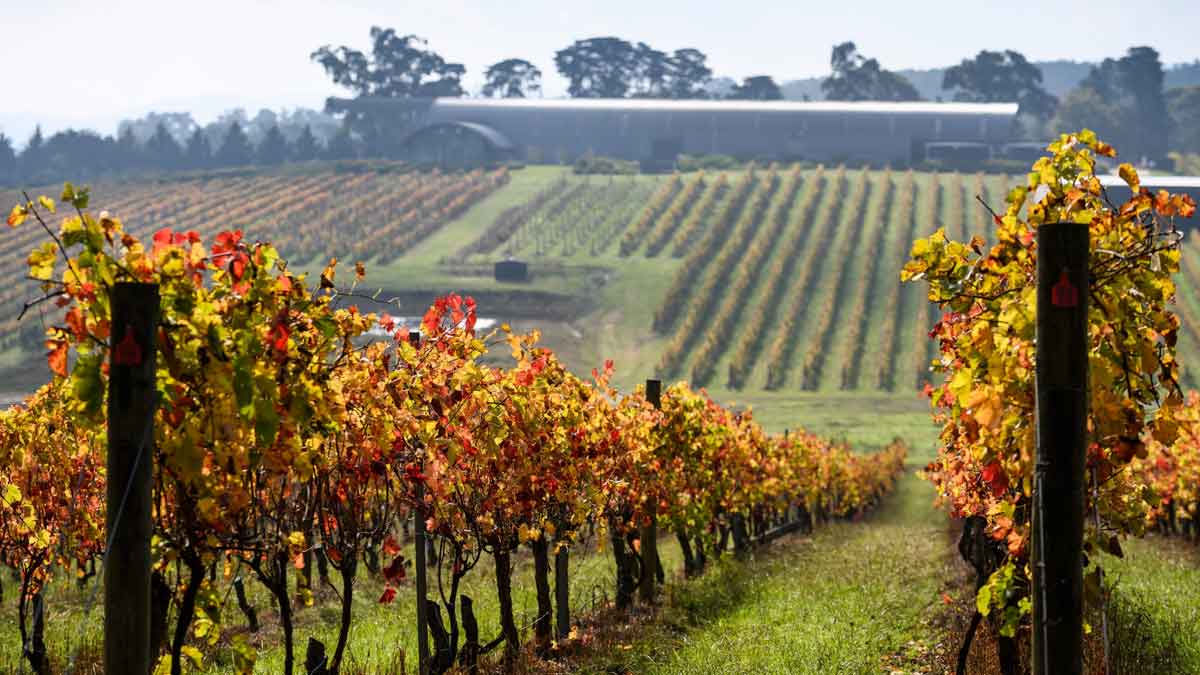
[{"left": 3, "top": 0, "right": 1199, "bottom": 145}]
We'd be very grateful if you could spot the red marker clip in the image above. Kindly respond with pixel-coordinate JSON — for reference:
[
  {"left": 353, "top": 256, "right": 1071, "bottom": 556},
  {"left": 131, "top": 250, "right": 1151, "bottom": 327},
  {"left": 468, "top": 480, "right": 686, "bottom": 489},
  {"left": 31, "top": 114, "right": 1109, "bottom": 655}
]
[
  {"left": 114, "top": 328, "right": 143, "bottom": 367},
  {"left": 1051, "top": 269, "right": 1079, "bottom": 308}
]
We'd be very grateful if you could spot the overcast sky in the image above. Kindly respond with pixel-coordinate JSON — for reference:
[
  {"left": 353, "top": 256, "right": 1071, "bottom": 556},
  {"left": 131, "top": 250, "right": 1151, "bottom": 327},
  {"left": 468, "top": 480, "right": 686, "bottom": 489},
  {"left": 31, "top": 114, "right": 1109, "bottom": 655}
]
[{"left": 3, "top": 0, "right": 1199, "bottom": 144}]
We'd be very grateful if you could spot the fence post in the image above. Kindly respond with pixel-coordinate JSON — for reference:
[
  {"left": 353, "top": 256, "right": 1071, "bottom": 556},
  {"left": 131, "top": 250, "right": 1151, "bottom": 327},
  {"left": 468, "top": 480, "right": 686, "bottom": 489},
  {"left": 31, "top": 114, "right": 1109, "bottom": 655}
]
[
  {"left": 105, "top": 282, "right": 159, "bottom": 675},
  {"left": 410, "top": 329, "right": 430, "bottom": 675},
  {"left": 639, "top": 379, "right": 662, "bottom": 605},
  {"left": 1032, "top": 222, "right": 1088, "bottom": 675}
]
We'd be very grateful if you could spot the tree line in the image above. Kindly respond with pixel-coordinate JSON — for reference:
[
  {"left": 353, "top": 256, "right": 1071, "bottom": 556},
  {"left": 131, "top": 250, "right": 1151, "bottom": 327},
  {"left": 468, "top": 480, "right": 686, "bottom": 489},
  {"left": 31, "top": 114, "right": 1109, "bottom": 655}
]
[
  {"left": 4, "top": 29, "right": 1198, "bottom": 186},
  {"left": 313, "top": 29, "right": 1195, "bottom": 164},
  {"left": 0, "top": 117, "right": 360, "bottom": 187}
]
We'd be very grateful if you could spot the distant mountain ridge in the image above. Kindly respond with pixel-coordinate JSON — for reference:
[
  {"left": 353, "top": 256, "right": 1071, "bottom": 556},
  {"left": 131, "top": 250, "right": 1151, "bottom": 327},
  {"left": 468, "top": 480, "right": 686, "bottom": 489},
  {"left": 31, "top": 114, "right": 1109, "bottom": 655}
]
[{"left": 781, "top": 60, "right": 1200, "bottom": 101}]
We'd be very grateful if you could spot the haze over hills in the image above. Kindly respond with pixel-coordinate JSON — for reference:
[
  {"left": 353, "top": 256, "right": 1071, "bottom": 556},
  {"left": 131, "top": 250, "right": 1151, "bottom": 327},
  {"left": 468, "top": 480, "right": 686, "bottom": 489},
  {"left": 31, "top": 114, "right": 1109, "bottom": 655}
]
[{"left": 782, "top": 59, "right": 1200, "bottom": 101}]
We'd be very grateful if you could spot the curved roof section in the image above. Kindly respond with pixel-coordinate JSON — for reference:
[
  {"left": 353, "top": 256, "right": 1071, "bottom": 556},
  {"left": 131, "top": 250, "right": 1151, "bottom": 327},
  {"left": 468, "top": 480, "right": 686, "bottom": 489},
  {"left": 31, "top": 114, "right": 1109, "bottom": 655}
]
[
  {"left": 433, "top": 98, "right": 1018, "bottom": 116},
  {"left": 400, "top": 121, "right": 516, "bottom": 151},
  {"left": 333, "top": 96, "right": 1018, "bottom": 117},
  {"left": 1099, "top": 174, "right": 1200, "bottom": 189}
]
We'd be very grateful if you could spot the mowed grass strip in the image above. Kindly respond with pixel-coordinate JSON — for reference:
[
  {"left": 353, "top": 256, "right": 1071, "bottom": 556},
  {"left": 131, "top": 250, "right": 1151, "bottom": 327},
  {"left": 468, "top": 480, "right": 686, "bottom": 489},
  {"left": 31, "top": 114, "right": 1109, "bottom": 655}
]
[{"left": 578, "top": 465, "right": 949, "bottom": 675}]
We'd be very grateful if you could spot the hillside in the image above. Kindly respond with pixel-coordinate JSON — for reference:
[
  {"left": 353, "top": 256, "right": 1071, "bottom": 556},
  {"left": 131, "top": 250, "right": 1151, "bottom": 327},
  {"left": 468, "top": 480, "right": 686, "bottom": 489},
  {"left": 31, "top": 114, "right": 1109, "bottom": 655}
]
[{"left": 5, "top": 161, "right": 1200, "bottom": 411}]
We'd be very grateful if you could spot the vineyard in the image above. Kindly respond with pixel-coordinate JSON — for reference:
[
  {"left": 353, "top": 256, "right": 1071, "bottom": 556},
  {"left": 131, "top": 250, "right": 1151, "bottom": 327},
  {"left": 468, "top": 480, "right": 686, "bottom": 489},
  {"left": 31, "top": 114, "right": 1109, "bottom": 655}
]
[
  {"left": 3, "top": 133, "right": 1200, "bottom": 674},
  {"left": 447, "top": 164, "right": 1200, "bottom": 392},
  {"left": 0, "top": 198, "right": 907, "bottom": 674},
  {"left": 8, "top": 163, "right": 1200, "bottom": 397},
  {"left": 0, "top": 164, "right": 509, "bottom": 351}
]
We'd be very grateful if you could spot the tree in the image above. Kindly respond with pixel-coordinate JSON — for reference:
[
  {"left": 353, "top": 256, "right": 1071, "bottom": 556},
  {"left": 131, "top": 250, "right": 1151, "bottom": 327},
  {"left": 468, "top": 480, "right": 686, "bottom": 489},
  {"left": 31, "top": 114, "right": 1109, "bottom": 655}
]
[
  {"left": 481, "top": 58, "right": 543, "bottom": 98},
  {"left": 117, "top": 112, "right": 197, "bottom": 146},
  {"left": 215, "top": 121, "right": 253, "bottom": 167},
  {"left": 311, "top": 28, "right": 466, "bottom": 99},
  {"left": 727, "top": 76, "right": 783, "bottom": 101},
  {"left": 554, "top": 37, "right": 640, "bottom": 98},
  {"left": 256, "top": 125, "right": 290, "bottom": 165},
  {"left": 42, "top": 130, "right": 117, "bottom": 179},
  {"left": 0, "top": 133, "right": 17, "bottom": 184},
  {"left": 942, "top": 50, "right": 1057, "bottom": 119},
  {"left": 145, "top": 122, "right": 183, "bottom": 170},
  {"left": 292, "top": 124, "right": 320, "bottom": 161},
  {"left": 1053, "top": 46, "right": 1169, "bottom": 164},
  {"left": 184, "top": 129, "right": 211, "bottom": 169},
  {"left": 1167, "top": 86, "right": 1200, "bottom": 154},
  {"left": 19, "top": 126, "right": 46, "bottom": 181},
  {"left": 323, "top": 127, "right": 357, "bottom": 160},
  {"left": 667, "top": 48, "right": 713, "bottom": 99},
  {"left": 114, "top": 126, "right": 144, "bottom": 172},
  {"left": 821, "top": 42, "right": 920, "bottom": 101},
  {"left": 631, "top": 43, "right": 673, "bottom": 98}
]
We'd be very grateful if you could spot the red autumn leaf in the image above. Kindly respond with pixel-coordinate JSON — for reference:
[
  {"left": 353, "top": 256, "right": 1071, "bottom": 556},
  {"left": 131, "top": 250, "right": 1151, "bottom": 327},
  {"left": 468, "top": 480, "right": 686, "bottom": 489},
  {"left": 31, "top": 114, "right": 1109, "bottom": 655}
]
[
  {"left": 65, "top": 307, "right": 87, "bottom": 339},
  {"left": 268, "top": 318, "right": 290, "bottom": 355},
  {"left": 378, "top": 587, "right": 397, "bottom": 604},
  {"left": 229, "top": 254, "right": 247, "bottom": 281},
  {"left": 383, "top": 555, "right": 406, "bottom": 583},
  {"left": 46, "top": 340, "right": 69, "bottom": 377},
  {"left": 405, "top": 463, "right": 425, "bottom": 483},
  {"left": 382, "top": 536, "right": 401, "bottom": 557},
  {"left": 212, "top": 229, "right": 243, "bottom": 256},
  {"left": 981, "top": 460, "right": 1008, "bottom": 497}
]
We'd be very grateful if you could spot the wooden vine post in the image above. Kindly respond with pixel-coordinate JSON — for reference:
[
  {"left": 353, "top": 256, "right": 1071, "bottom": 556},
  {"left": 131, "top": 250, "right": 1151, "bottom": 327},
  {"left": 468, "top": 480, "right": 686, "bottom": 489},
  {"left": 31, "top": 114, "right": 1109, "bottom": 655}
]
[
  {"left": 105, "top": 282, "right": 159, "bottom": 675},
  {"left": 410, "top": 329, "right": 430, "bottom": 675},
  {"left": 639, "top": 379, "right": 662, "bottom": 605},
  {"left": 1032, "top": 222, "right": 1088, "bottom": 675}
]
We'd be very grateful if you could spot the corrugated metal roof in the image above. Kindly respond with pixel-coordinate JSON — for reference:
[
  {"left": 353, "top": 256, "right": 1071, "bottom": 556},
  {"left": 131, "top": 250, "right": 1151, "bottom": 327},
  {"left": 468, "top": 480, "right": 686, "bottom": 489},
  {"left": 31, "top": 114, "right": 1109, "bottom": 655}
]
[
  {"left": 1099, "top": 175, "right": 1200, "bottom": 188},
  {"left": 431, "top": 97, "right": 1018, "bottom": 116},
  {"left": 331, "top": 96, "right": 1017, "bottom": 116}
]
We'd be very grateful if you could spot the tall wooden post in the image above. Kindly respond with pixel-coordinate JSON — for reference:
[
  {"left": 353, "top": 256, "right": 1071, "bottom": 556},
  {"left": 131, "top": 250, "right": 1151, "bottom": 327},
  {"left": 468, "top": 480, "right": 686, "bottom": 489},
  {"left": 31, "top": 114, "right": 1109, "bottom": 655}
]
[
  {"left": 409, "top": 329, "right": 430, "bottom": 675},
  {"left": 1032, "top": 222, "right": 1088, "bottom": 675},
  {"left": 105, "top": 283, "right": 159, "bottom": 675},
  {"left": 639, "top": 379, "right": 662, "bottom": 605}
]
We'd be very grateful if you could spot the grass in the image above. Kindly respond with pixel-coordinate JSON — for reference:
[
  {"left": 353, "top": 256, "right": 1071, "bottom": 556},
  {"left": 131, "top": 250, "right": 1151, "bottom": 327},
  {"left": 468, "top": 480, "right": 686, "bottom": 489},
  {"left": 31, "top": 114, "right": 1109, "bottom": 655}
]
[
  {"left": 573, "top": 462, "right": 950, "bottom": 674},
  {"left": 1100, "top": 535, "right": 1200, "bottom": 673},
  {"left": 0, "top": 530, "right": 684, "bottom": 674}
]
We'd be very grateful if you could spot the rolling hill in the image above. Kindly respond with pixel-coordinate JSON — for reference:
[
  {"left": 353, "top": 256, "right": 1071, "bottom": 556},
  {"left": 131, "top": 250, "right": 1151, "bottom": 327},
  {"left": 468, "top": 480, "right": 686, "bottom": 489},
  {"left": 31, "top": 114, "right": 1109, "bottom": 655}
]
[{"left": 4, "top": 161, "right": 1200, "bottom": 411}]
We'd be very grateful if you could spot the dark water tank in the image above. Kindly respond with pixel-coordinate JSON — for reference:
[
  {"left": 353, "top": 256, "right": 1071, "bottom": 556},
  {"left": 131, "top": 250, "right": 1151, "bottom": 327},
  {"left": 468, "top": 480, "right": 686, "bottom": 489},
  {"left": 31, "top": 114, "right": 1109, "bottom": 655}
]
[{"left": 494, "top": 260, "right": 529, "bottom": 282}]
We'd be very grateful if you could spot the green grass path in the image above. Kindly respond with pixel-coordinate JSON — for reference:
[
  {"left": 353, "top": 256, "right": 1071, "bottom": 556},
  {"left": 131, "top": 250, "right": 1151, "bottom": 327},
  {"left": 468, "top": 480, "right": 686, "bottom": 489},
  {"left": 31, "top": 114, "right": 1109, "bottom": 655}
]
[{"left": 583, "top": 464, "right": 952, "bottom": 675}]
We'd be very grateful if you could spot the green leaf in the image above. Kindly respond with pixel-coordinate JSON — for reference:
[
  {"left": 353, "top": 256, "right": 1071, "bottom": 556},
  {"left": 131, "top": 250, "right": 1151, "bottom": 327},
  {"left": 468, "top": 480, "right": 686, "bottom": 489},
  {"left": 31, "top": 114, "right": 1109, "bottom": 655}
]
[
  {"left": 180, "top": 645, "right": 203, "bottom": 668},
  {"left": 70, "top": 353, "right": 104, "bottom": 418},
  {"left": 976, "top": 584, "right": 992, "bottom": 616},
  {"left": 254, "top": 398, "right": 280, "bottom": 446},
  {"left": 233, "top": 357, "right": 253, "bottom": 417},
  {"left": 2, "top": 484, "right": 21, "bottom": 505},
  {"left": 28, "top": 242, "right": 58, "bottom": 281}
]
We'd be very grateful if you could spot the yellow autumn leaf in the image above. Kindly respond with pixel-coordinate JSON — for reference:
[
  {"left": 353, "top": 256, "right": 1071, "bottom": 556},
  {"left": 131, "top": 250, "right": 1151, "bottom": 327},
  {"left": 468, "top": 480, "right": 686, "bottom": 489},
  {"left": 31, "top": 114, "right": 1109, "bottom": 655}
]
[{"left": 7, "top": 204, "right": 26, "bottom": 227}]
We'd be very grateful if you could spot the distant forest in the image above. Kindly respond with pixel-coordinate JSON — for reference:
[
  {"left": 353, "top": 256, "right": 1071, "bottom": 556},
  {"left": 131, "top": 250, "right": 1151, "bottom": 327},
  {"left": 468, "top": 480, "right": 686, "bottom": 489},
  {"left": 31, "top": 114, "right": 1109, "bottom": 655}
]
[{"left": 2, "top": 32, "right": 1200, "bottom": 187}]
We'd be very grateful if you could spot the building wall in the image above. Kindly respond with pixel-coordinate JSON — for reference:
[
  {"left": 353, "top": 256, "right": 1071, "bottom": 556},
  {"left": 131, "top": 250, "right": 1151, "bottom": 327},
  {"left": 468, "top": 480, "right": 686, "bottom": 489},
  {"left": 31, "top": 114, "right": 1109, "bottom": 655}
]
[{"left": 339, "top": 98, "right": 1019, "bottom": 165}]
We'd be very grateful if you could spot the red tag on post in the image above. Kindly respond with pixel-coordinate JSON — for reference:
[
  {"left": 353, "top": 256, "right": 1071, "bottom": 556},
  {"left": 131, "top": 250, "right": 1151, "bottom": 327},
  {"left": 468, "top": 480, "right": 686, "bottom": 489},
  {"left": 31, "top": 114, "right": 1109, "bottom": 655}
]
[
  {"left": 1051, "top": 269, "right": 1078, "bottom": 308},
  {"left": 114, "top": 328, "right": 143, "bottom": 367}
]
